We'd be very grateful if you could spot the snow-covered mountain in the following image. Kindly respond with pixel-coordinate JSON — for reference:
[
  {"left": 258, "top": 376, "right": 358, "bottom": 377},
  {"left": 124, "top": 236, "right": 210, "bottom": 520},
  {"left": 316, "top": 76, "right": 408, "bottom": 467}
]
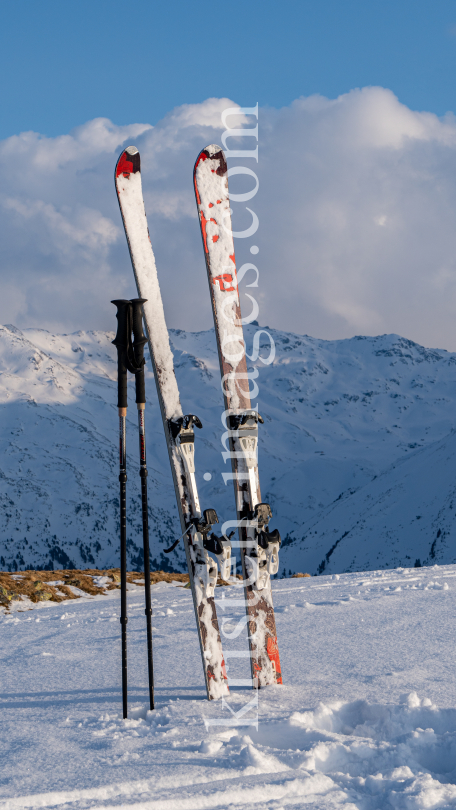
[{"left": 1, "top": 323, "right": 456, "bottom": 574}]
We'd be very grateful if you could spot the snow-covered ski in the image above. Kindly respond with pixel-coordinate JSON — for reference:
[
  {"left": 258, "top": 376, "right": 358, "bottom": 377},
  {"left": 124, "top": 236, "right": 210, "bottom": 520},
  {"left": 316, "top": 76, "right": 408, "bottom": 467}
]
[
  {"left": 194, "top": 145, "right": 282, "bottom": 688},
  {"left": 115, "top": 146, "right": 230, "bottom": 700}
]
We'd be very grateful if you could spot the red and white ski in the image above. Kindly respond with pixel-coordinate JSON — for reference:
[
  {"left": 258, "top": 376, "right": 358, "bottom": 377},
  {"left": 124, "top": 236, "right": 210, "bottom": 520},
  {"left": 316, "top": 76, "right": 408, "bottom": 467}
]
[
  {"left": 115, "top": 146, "right": 230, "bottom": 700},
  {"left": 194, "top": 145, "right": 282, "bottom": 688}
]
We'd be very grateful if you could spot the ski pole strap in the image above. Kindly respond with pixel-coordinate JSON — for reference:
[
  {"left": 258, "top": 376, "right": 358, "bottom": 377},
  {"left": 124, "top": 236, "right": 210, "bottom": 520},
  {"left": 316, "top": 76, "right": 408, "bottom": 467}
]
[
  {"left": 131, "top": 298, "right": 148, "bottom": 404},
  {"left": 111, "top": 299, "right": 131, "bottom": 410}
]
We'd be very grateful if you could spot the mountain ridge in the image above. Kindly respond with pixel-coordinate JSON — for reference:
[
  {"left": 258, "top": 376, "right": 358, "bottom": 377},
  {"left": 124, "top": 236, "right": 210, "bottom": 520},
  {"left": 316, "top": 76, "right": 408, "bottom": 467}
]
[{"left": 1, "top": 323, "right": 456, "bottom": 574}]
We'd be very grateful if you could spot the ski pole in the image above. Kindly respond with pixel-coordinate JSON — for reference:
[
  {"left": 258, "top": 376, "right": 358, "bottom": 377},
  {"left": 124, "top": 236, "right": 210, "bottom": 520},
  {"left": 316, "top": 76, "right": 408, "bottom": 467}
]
[
  {"left": 131, "top": 297, "right": 155, "bottom": 711},
  {"left": 111, "top": 299, "right": 131, "bottom": 720}
]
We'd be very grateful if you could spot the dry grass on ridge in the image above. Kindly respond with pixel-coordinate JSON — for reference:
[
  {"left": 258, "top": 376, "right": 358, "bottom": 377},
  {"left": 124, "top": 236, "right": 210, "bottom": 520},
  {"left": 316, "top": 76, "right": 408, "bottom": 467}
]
[
  {"left": 0, "top": 569, "right": 189, "bottom": 610},
  {"left": 0, "top": 569, "right": 311, "bottom": 611}
]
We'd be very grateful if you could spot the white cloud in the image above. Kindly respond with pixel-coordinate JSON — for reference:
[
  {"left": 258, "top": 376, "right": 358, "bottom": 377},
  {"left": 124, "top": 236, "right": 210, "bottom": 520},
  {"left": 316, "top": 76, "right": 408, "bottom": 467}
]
[{"left": 1, "top": 90, "right": 456, "bottom": 349}]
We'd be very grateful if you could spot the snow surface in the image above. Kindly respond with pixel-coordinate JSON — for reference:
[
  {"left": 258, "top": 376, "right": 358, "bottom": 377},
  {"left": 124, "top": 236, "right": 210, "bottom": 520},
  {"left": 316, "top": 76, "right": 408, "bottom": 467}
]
[
  {"left": 2, "top": 324, "right": 456, "bottom": 574},
  {"left": 2, "top": 565, "right": 456, "bottom": 808}
]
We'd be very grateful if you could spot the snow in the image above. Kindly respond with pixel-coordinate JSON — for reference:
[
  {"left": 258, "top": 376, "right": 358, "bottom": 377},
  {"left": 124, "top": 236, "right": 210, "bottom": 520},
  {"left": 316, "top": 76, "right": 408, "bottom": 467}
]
[
  {"left": 92, "top": 575, "right": 112, "bottom": 589},
  {"left": 2, "top": 565, "right": 456, "bottom": 808}
]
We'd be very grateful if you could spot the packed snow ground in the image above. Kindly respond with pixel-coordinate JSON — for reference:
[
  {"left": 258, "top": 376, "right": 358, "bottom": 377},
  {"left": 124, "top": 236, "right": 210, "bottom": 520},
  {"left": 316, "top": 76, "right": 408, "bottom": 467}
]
[{"left": 2, "top": 565, "right": 456, "bottom": 809}]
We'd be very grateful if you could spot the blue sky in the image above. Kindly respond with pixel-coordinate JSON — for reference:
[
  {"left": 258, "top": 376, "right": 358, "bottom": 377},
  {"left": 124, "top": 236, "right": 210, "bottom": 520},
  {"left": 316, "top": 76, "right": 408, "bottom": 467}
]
[{"left": 2, "top": 0, "right": 456, "bottom": 139}]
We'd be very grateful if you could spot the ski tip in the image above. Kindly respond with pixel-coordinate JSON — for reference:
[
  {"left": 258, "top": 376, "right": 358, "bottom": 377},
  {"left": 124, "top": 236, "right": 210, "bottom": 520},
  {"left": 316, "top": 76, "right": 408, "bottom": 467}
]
[
  {"left": 194, "top": 145, "right": 227, "bottom": 177},
  {"left": 115, "top": 146, "right": 141, "bottom": 179}
]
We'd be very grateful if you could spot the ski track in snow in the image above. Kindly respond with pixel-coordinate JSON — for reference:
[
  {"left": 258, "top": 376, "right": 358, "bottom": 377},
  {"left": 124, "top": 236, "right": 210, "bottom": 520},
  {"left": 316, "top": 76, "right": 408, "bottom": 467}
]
[{"left": 2, "top": 566, "right": 456, "bottom": 808}]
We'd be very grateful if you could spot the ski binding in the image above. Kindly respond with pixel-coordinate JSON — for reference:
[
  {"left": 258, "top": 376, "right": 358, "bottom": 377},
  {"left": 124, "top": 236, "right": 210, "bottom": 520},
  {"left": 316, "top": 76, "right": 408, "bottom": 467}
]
[
  {"left": 229, "top": 411, "right": 264, "bottom": 470},
  {"left": 189, "top": 510, "right": 232, "bottom": 597},
  {"left": 169, "top": 414, "right": 202, "bottom": 482},
  {"left": 229, "top": 413, "right": 282, "bottom": 590},
  {"left": 242, "top": 503, "right": 280, "bottom": 590},
  {"left": 169, "top": 415, "right": 233, "bottom": 594}
]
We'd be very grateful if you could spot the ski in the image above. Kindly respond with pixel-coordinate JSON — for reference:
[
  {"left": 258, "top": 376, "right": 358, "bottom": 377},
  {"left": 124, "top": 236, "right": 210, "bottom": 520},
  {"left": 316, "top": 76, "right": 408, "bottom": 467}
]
[
  {"left": 115, "top": 146, "right": 230, "bottom": 700},
  {"left": 193, "top": 144, "right": 282, "bottom": 688}
]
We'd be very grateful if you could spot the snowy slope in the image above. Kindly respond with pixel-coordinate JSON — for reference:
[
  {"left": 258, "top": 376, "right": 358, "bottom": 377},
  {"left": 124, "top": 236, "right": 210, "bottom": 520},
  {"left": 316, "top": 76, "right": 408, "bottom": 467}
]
[
  {"left": 1, "top": 323, "right": 456, "bottom": 574},
  {"left": 281, "top": 429, "right": 456, "bottom": 576},
  {"left": 0, "top": 324, "right": 183, "bottom": 573},
  {"left": 2, "top": 566, "right": 456, "bottom": 809}
]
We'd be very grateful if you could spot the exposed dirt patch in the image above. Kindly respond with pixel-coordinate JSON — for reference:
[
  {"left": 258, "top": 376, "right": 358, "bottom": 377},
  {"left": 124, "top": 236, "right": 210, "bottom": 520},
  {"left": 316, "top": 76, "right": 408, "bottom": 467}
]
[{"left": 0, "top": 569, "right": 190, "bottom": 609}]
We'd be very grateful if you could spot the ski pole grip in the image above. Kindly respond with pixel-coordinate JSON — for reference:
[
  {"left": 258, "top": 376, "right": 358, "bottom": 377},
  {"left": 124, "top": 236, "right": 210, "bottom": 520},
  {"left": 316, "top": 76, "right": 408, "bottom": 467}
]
[
  {"left": 131, "top": 298, "right": 148, "bottom": 404},
  {"left": 111, "top": 299, "right": 131, "bottom": 410}
]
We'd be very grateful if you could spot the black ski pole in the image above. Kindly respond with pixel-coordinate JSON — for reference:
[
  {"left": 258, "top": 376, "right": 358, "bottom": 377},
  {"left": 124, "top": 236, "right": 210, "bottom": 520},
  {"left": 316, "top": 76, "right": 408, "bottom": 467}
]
[
  {"left": 111, "top": 299, "right": 131, "bottom": 720},
  {"left": 131, "top": 298, "right": 154, "bottom": 711}
]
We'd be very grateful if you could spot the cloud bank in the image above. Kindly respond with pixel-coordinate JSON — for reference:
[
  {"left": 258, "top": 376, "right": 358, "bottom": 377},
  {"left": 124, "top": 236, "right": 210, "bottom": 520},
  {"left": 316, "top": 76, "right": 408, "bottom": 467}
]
[{"left": 2, "top": 88, "right": 456, "bottom": 349}]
